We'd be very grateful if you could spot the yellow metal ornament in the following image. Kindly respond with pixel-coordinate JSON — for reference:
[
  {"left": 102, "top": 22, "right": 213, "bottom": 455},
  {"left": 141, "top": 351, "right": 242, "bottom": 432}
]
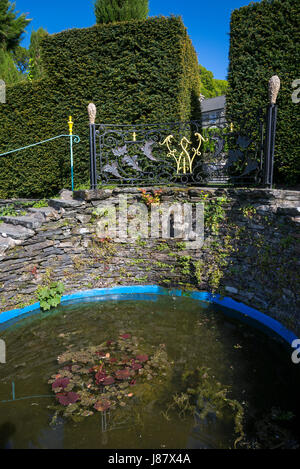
[
  {"left": 160, "top": 132, "right": 207, "bottom": 174},
  {"left": 68, "top": 116, "right": 74, "bottom": 136}
]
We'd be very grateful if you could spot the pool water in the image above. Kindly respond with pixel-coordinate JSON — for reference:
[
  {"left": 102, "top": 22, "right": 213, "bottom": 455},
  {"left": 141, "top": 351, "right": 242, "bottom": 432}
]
[{"left": 0, "top": 294, "right": 299, "bottom": 449}]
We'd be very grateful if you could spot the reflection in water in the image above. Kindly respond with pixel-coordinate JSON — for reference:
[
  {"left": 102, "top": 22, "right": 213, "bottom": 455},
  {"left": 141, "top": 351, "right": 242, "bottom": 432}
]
[
  {"left": 187, "top": 404, "right": 231, "bottom": 449},
  {"left": 29, "top": 416, "right": 65, "bottom": 449},
  {"left": 0, "top": 422, "right": 16, "bottom": 449}
]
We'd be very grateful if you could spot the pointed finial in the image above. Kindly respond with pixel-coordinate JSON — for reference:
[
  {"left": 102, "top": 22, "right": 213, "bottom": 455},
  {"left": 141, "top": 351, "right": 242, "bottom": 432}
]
[
  {"left": 269, "top": 75, "right": 280, "bottom": 105},
  {"left": 88, "top": 103, "right": 97, "bottom": 125}
]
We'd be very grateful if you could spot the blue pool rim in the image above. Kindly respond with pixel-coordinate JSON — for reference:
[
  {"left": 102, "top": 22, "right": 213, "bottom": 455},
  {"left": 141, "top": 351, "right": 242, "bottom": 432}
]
[{"left": 0, "top": 285, "right": 298, "bottom": 347}]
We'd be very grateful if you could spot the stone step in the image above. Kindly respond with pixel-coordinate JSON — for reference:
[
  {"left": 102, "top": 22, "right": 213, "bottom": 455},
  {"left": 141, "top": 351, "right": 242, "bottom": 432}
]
[
  {"left": 278, "top": 198, "right": 300, "bottom": 205},
  {"left": 277, "top": 207, "right": 300, "bottom": 216},
  {"left": 0, "top": 215, "right": 42, "bottom": 230},
  {"left": 28, "top": 206, "right": 58, "bottom": 219},
  {"left": 0, "top": 223, "right": 35, "bottom": 240},
  {"left": 49, "top": 198, "right": 85, "bottom": 210}
]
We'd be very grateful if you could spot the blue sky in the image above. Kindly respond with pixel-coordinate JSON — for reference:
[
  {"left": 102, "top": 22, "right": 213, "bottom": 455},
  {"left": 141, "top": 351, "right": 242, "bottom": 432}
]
[{"left": 15, "top": 0, "right": 260, "bottom": 80}]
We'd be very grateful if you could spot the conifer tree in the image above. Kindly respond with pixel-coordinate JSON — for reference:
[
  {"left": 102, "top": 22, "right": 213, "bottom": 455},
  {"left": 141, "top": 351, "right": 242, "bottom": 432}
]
[
  {"left": 0, "top": 0, "right": 31, "bottom": 52},
  {"left": 28, "top": 27, "right": 48, "bottom": 80},
  {"left": 94, "top": 0, "right": 149, "bottom": 24},
  {"left": 0, "top": 48, "right": 24, "bottom": 84}
]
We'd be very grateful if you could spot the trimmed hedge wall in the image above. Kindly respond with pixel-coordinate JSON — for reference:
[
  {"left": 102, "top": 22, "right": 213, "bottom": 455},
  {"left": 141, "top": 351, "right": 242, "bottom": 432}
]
[
  {"left": 0, "top": 16, "right": 201, "bottom": 198},
  {"left": 226, "top": 0, "right": 300, "bottom": 186}
]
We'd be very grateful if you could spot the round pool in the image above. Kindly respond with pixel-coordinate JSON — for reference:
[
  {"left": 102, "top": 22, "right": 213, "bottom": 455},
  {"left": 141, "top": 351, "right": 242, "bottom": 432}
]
[{"left": 0, "top": 291, "right": 299, "bottom": 449}]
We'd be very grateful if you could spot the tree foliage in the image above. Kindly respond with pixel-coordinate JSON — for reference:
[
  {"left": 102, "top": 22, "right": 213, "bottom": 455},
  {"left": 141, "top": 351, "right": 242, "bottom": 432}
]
[
  {"left": 0, "top": 0, "right": 30, "bottom": 52},
  {"left": 0, "top": 47, "right": 24, "bottom": 84},
  {"left": 28, "top": 27, "right": 48, "bottom": 80},
  {"left": 0, "top": 1, "right": 30, "bottom": 84},
  {"left": 13, "top": 45, "right": 30, "bottom": 74},
  {"left": 94, "top": 0, "right": 149, "bottom": 24},
  {"left": 199, "top": 64, "right": 228, "bottom": 98}
]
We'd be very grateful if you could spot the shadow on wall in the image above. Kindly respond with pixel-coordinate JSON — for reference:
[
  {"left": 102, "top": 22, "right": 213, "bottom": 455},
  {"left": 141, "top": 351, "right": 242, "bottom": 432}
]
[{"left": 191, "top": 190, "right": 299, "bottom": 333}]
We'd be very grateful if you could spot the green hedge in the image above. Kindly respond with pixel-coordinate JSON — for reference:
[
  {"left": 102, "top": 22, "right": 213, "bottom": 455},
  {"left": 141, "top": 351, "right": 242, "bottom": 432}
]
[
  {"left": 0, "top": 16, "right": 201, "bottom": 198},
  {"left": 226, "top": 0, "right": 300, "bottom": 185}
]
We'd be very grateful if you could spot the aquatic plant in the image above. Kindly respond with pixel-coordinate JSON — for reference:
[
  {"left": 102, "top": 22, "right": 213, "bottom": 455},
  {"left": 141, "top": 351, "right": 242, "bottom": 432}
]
[
  {"left": 48, "top": 333, "right": 171, "bottom": 424},
  {"left": 162, "top": 366, "right": 245, "bottom": 448}
]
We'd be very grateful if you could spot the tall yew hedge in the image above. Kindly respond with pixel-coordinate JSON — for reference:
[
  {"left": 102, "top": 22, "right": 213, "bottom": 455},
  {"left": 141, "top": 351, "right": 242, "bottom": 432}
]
[
  {"left": 0, "top": 16, "right": 201, "bottom": 198},
  {"left": 227, "top": 0, "right": 300, "bottom": 185}
]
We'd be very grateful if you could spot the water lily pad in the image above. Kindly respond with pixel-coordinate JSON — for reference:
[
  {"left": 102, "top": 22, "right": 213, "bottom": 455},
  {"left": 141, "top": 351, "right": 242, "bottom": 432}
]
[
  {"left": 94, "top": 399, "right": 111, "bottom": 412},
  {"left": 52, "top": 377, "right": 70, "bottom": 390},
  {"left": 56, "top": 392, "right": 80, "bottom": 406},
  {"left": 102, "top": 376, "right": 115, "bottom": 386},
  {"left": 115, "top": 368, "right": 132, "bottom": 380},
  {"left": 136, "top": 354, "right": 149, "bottom": 363},
  {"left": 95, "top": 370, "right": 107, "bottom": 385},
  {"left": 50, "top": 332, "right": 171, "bottom": 424},
  {"left": 131, "top": 363, "right": 142, "bottom": 370},
  {"left": 81, "top": 410, "right": 94, "bottom": 417}
]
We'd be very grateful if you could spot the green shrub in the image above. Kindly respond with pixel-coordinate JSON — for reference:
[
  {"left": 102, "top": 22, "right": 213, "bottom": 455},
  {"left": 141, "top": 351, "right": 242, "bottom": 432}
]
[
  {"left": 227, "top": 0, "right": 300, "bottom": 185},
  {"left": 0, "top": 16, "right": 201, "bottom": 198},
  {"left": 36, "top": 281, "right": 65, "bottom": 311}
]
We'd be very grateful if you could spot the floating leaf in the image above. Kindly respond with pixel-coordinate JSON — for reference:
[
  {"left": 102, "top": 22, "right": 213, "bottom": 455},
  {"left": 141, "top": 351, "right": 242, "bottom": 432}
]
[
  {"left": 115, "top": 368, "right": 132, "bottom": 380},
  {"left": 131, "top": 363, "right": 142, "bottom": 370},
  {"left": 52, "top": 378, "right": 70, "bottom": 390},
  {"left": 136, "top": 354, "right": 149, "bottom": 363},
  {"left": 56, "top": 392, "right": 80, "bottom": 406},
  {"left": 94, "top": 399, "right": 111, "bottom": 412},
  {"left": 95, "top": 370, "right": 107, "bottom": 385},
  {"left": 120, "top": 334, "right": 131, "bottom": 340},
  {"left": 81, "top": 410, "right": 94, "bottom": 417},
  {"left": 102, "top": 376, "right": 115, "bottom": 386}
]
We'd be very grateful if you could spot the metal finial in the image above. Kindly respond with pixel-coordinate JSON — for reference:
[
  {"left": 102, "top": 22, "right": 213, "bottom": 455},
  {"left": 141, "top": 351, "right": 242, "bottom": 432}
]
[
  {"left": 88, "top": 103, "right": 97, "bottom": 125},
  {"left": 68, "top": 116, "right": 73, "bottom": 135},
  {"left": 268, "top": 75, "right": 280, "bottom": 105}
]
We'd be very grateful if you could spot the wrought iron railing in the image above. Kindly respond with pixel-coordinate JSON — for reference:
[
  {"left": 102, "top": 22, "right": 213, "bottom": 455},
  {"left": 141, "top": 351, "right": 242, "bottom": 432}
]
[
  {"left": 88, "top": 117, "right": 264, "bottom": 188},
  {"left": 88, "top": 77, "right": 279, "bottom": 189},
  {"left": 0, "top": 117, "right": 80, "bottom": 191}
]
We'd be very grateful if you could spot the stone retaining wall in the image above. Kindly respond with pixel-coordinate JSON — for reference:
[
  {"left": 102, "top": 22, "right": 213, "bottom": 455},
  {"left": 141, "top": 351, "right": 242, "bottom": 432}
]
[{"left": 0, "top": 187, "right": 299, "bottom": 333}]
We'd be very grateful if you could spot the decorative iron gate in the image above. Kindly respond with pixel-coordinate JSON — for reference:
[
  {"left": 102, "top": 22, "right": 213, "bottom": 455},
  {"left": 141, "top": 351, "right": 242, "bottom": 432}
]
[
  {"left": 88, "top": 77, "right": 278, "bottom": 189},
  {"left": 89, "top": 117, "right": 265, "bottom": 188}
]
